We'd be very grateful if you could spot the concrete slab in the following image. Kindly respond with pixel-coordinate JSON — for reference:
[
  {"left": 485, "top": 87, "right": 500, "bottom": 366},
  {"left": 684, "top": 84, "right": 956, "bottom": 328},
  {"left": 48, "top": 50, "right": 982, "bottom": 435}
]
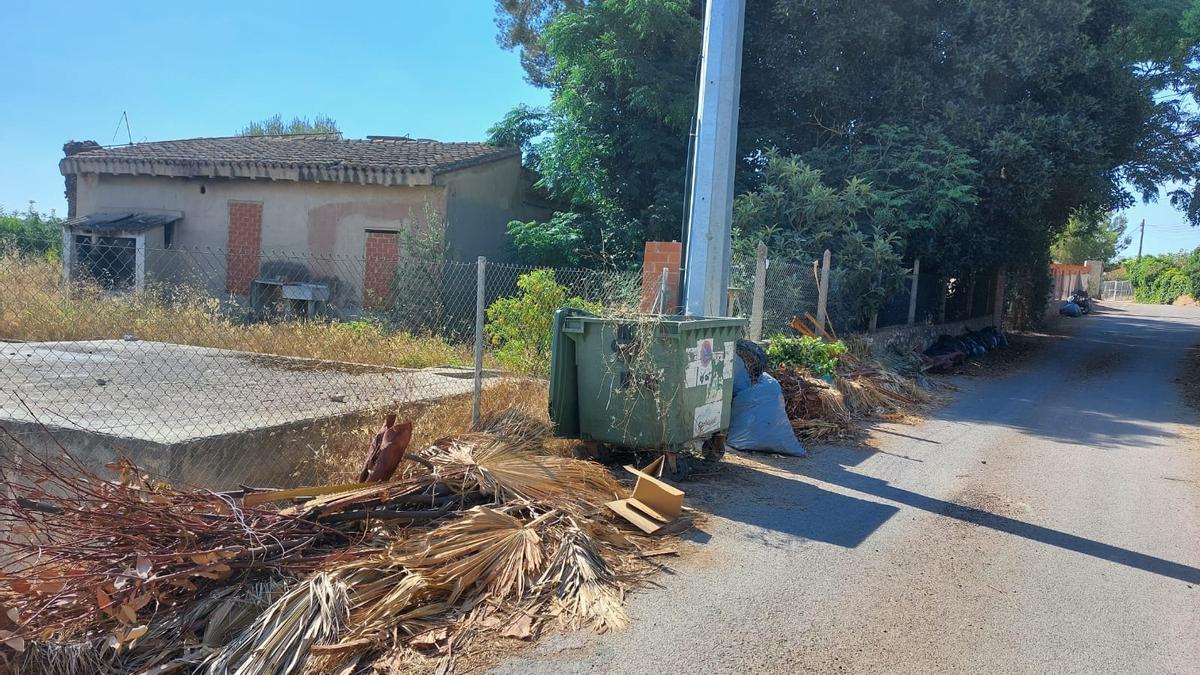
[
  {"left": 0, "top": 339, "right": 474, "bottom": 443},
  {"left": 0, "top": 339, "right": 482, "bottom": 487}
]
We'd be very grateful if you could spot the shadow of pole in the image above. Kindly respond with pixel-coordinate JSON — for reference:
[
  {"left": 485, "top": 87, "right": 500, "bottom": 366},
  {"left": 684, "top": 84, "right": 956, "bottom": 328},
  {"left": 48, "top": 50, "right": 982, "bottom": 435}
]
[{"left": 825, "top": 468, "right": 1200, "bottom": 585}]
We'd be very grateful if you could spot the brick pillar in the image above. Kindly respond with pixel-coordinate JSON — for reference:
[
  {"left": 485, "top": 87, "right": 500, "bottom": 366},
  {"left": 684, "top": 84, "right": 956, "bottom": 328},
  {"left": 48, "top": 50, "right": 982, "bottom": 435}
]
[
  {"left": 364, "top": 230, "right": 400, "bottom": 308},
  {"left": 225, "top": 202, "right": 262, "bottom": 295},
  {"left": 639, "top": 241, "right": 683, "bottom": 313}
]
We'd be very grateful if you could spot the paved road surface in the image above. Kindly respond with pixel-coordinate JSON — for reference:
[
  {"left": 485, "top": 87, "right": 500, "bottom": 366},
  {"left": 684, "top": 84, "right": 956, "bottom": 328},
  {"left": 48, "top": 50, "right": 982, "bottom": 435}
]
[{"left": 497, "top": 304, "right": 1200, "bottom": 674}]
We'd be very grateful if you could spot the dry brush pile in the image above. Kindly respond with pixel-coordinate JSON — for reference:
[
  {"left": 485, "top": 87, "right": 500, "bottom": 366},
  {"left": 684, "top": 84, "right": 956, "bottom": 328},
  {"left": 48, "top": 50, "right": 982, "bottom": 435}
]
[
  {"left": 0, "top": 411, "right": 674, "bottom": 674},
  {"left": 771, "top": 317, "right": 933, "bottom": 440}
]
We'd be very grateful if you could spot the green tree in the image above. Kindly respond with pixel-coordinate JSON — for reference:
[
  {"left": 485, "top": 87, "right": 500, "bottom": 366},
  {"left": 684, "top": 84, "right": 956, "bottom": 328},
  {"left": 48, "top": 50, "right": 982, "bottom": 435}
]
[
  {"left": 0, "top": 203, "right": 61, "bottom": 258},
  {"left": 506, "top": 212, "right": 584, "bottom": 267},
  {"left": 1051, "top": 211, "right": 1131, "bottom": 265},
  {"left": 732, "top": 152, "right": 909, "bottom": 328},
  {"left": 494, "top": 0, "right": 1200, "bottom": 304},
  {"left": 238, "top": 114, "right": 340, "bottom": 137}
]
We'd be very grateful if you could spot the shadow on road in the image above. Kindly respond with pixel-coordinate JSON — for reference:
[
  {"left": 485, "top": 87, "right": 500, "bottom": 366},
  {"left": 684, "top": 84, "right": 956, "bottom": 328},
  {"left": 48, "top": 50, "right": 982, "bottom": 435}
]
[
  {"left": 706, "top": 447, "right": 1200, "bottom": 586},
  {"left": 935, "top": 309, "right": 1199, "bottom": 450}
]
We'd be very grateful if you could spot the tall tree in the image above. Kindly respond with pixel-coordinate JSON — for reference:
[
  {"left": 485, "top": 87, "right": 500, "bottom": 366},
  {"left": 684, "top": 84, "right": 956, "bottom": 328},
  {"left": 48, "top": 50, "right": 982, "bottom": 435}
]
[
  {"left": 493, "top": 0, "right": 1200, "bottom": 280},
  {"left": 238, "top": 114, "right": 340, "bottom": 137},
  {"left": 1051, "top": 211, "right": 1132, "bottom": 265}
]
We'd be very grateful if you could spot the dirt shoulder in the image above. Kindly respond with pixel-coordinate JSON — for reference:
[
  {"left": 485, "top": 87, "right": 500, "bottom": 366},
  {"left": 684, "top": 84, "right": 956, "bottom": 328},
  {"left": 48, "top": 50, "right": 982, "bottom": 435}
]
[{"left": 1178, "top": 344, "right": 1200, "bottom": 413}]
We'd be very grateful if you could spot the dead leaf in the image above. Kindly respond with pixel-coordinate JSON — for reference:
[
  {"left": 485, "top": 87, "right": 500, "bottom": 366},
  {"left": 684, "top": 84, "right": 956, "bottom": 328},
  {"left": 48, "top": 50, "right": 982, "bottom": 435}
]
[
  {"left": 96, "top": 588, "right": 113, "bottom": 611},
  {"left": 8, "top": 581, "right": 30, "bottom": 595},
  {"left": 499, "top": 613, "right": 534, "bottom": 640},
  {"left": 127, "top": 594, "right": 152, "bottom": 612},
  {"left": 135, "top": 556, "right": 152, "bottom": 578},
  {"left": 119, "top": 604, "right": 137, "bottom": 624},
  {"left": 409, "top": 627, "right": 448, "bottom": 650},
  {"left": 126, "top": 625, "right": 148, "bottom": 641},
  {"left": 4, "top": 636, "right": 24, "bottom": 652},
  {"left": 34, "top": 581, "right": 65, "bottom": 595},
  {"left": 170, "top": 579, "right": 198, "bottom": 592},
  {"left": 192, "top": 563, "right": 232, "bottom": 581}
]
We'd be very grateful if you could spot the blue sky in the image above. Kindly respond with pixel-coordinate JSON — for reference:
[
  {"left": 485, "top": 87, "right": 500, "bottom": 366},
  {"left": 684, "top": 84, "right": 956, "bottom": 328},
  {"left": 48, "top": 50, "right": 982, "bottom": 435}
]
[
  {"left": 0, "top": 1, "right": 548, "bottom": 213},
  {"left": 2, "top": 1, "right": 1197, "bottom": 256}
]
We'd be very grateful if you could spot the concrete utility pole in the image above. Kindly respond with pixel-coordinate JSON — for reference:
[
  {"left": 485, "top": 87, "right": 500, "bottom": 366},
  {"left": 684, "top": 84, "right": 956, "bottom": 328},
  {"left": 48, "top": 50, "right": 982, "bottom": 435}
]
[
  {"left": 682, "top": 0, "right": 747, "bottom": 317},
  {"left": 1136, "top": 218, "right": 1145, "bottom": 261}
]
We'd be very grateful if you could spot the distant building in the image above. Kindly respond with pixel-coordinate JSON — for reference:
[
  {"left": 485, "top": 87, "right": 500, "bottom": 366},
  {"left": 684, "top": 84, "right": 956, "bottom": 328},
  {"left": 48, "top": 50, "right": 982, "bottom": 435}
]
[{"left": 58, "top": 134, "right": 547, "bottom": 306}]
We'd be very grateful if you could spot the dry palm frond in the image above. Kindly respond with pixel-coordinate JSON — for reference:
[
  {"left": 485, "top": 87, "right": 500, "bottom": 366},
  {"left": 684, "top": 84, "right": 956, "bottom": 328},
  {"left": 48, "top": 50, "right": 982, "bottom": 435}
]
[
  {"left": 835, "top": 374, "right": 892, "bottom": 414},
  {"left": 404, "top": 506, "right": 549, "bottom": 605},
  {"left": 425, "top": 434, "right": 621, "bottom": 508},
  {"left": 537, "top": 528, "right": 627, "bottom": 632},
  {"left": 790, "top": 418, "right": 843, "bottom": 440},
  {"left": 202, "top": 572, "right": 348, "bottom": 675},
  {"left": 13, "top": 638, "right": 107, "bottom": 675},
  {"left": 474, "top": 407, "right": 551, "bottom": 445}
]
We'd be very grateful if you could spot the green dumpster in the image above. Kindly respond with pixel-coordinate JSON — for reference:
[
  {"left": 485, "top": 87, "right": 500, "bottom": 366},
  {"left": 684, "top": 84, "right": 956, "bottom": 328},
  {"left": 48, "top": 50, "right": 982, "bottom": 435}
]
[{"left": 549, "top": 309, "right": 746, "bottom": 453}]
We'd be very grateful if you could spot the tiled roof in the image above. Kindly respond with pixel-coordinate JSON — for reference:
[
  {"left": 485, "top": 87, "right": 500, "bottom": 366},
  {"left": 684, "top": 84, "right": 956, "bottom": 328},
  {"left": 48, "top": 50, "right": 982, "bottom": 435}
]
[{"left": 60, "top": 135, "right": 519, "bottom": 187}]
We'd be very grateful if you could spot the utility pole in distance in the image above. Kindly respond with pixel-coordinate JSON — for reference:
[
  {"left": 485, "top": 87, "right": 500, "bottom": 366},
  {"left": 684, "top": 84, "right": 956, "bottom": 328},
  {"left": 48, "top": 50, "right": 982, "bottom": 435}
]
[
  {"left": 682, "top": 0, "right": 747, "bottom": 317},
  {"left": 1136, "top": 218, "right": 1145, "bottom": 261}
]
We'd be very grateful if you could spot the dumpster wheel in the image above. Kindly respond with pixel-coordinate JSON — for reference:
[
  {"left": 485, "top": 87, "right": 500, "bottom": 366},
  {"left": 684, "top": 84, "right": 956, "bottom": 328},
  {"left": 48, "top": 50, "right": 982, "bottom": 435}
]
[{"left": 702, "top": 433, "right": 727, "bottom": 462}]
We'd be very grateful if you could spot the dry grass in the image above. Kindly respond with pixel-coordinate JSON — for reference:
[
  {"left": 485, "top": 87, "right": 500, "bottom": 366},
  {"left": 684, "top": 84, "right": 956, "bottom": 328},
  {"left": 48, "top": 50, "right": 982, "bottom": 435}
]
[
  {"left": 0, "top": 253, "right": 471, "bottom": 369},
  {"left": 298, "top": 379, "right": 555, "bottom": 485}
]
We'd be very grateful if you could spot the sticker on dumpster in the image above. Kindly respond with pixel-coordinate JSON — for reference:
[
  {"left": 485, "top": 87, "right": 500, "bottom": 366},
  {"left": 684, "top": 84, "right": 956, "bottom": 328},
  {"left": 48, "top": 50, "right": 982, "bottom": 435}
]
[
  {"left": 693, "top": 400, "right": 722, "bottom": 436},
  {"left": 722, "top": 341, "right": 735, "bottom": 378},
  {"left": 684, "top": 345, "right": 704, "bottom": 388},
  {"left": 686, "top": 338, "right": 721, "bottom": 389},
  {"left": 705, "top": 371, "right": 724, "bottom": 403}
]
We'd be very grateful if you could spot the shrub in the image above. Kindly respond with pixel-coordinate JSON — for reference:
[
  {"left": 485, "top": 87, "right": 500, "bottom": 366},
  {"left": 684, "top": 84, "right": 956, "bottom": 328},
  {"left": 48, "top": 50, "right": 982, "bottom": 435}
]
[
  {"left": 1126, "top": 251, "right": 1197, "bottom": 304},
  {"left": 485, "top": 269, "right": 601, "bottom": 376},
  {"left": 506, "top": 212, "right": 584, "bottom": 267},
  {"left": 766, "top": 335, "right": 847, "bottom": 379},
  {"left": 0, "top": 206, "right": 61, "bottom": 259}
]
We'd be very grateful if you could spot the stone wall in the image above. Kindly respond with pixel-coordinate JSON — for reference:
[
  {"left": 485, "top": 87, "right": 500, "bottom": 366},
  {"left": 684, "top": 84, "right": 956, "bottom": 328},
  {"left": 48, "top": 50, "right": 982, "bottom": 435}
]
[{"left": 856, "top": 316, "right": 1000, "bottom": 354}]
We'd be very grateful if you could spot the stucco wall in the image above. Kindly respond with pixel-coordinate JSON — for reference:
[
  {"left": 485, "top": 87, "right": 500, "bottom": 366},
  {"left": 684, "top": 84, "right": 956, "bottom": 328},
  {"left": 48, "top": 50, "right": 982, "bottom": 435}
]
[
  {"left": 438, "top": 157, "right": 552, "bottom": 261},
  {"left": 73, "top": 162, "right": 536, "bottom": 301}
]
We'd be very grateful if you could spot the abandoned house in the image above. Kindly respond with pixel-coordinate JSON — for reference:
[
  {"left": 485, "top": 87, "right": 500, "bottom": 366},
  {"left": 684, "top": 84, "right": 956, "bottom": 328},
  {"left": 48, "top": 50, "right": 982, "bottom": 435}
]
[{"left": 58, "top": 134, "right": 547, "bottom": 309}]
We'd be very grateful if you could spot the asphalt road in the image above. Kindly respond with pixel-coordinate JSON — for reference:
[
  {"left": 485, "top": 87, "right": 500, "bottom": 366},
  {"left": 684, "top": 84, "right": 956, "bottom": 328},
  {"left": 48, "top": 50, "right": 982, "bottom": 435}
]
[{"left": 496, "top": 303, "right": 1200, "bottom": 674}]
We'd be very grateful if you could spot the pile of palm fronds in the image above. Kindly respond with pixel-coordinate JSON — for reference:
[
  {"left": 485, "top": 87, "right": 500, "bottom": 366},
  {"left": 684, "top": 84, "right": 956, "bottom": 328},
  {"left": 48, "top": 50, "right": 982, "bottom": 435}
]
[{"left": 0, "top": 411, "right": 670, "bottom": 674}]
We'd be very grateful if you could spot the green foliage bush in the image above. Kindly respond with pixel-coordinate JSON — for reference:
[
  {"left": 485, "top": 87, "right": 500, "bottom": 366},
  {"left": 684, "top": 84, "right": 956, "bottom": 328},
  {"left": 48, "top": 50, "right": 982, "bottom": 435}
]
[
  {"left": 766, "top": 335, "right": 846, "bottom": 379},
  {"left": 1126, "top": 251, "right": 1198, "bottom": 304},
  {"left": 486, "top": 269, "right": 602, "bottom": 376},
  {"left": 506, "top": 212, "right": 583, "bottom": 267},
  {"left": 0, "top": 206, "right": 61, "bottom": 259}
]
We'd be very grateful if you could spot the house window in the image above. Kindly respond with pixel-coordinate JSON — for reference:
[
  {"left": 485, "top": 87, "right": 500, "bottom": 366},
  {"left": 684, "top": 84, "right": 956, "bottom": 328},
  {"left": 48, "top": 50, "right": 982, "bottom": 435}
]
[{"left": 75, "top": 234, "right": 136, "bottom": 290}]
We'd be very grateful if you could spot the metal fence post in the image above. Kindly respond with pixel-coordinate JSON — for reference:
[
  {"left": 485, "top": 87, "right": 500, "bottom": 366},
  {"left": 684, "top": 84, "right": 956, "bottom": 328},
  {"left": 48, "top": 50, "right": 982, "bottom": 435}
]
[
  {"left": 907, "top": 257, "right": 920, "bottom": 325},
  {"left": 816, "top": 249, "right": 831, "bottom": 330},
  {"left": 749, "top": 242, "right": 767, "bottom": 341},
  {"left": 472, "top": 256, "right": 486, "bottom": 429}
]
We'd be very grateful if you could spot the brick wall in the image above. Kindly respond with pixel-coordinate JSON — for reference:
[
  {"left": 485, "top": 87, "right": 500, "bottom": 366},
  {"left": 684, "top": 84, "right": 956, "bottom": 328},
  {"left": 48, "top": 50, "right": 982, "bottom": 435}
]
[
  {"left": 639, "top": 241, "right": 683, "bottom": 313},
  {"left": 225, "top": 201, "right": 262, "bottom": 295},
  {"left": 363, "top": 230, "right": 401, "bottom": 308}
]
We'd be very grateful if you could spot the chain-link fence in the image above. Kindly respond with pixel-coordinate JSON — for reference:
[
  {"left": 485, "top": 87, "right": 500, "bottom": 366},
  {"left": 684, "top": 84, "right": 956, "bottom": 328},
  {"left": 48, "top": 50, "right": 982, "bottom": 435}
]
[
  {"left": 2, "top": 228, "right": 1005, "bottom": 491},
  {"left": 0, "top": 233, "right": 644, "bottom": 491}
]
